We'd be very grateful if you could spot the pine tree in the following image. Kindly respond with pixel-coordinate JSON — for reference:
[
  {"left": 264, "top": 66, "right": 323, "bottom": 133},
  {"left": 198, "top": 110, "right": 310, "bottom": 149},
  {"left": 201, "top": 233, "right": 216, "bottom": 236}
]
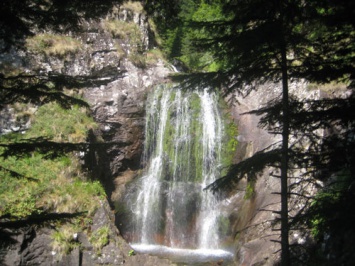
[{"left": 171, "top": 0, "right": 354, "bottom": 264}]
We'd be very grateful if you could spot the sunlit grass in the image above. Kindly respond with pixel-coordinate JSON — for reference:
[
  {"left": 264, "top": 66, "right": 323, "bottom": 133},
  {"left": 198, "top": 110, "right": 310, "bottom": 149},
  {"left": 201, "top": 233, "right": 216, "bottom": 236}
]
[
  {"left": 25, "top": 102, "right": 97, "bottom": 142},
  {"left": 0, "top": 102, "right": 103, "bottom": 219},
  {"left": 51, "top": 224, "right": 81, "bottom": 257},
  {"left": 26, "top": 34, "right": 82, "bottom": 56},
  {"left": 90, "top": 225, "right": 110, "bottom": 252},
  {"left": 103, "top": 19, "right": 141, "bottom": 41},
  {"left": 121, "top": 1, "right": 144, "bottom": 13}
]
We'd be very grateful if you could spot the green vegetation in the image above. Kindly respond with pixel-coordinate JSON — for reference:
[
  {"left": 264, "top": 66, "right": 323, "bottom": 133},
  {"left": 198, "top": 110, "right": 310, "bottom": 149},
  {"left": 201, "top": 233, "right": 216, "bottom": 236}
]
[
  {"left": 0, "top": 101, "right": 105, "bottom": 246},
  {"left": 146, "top": 0, "right": 354, "bottom": 264},
  {"left": 244, "top": 179, "right": 256, "bottom": 200},
  {"left": 128, "top": 249, "right": 136, "bottom": 256},
  {"left": 220, "top": 119, "right": 238, "bottom": 176},
  {"left": 190, "top": 93, "right": 203, "bottom": 182},
  {"left": 26, "top": 34, "right": 82, "bottom": 57},
  {"left": 218, "top": 97, "right": 238, "bottom": 176},
  {"left": 145, "top": 48, "right": 166, "bottom": 66},
  {"left": 0, "top": 150, "right": 105, "bottom": 218},
  {"left": 104, "top": 20, "right": 141, "bottom": 41},
  {"left": 145, "top": 0, "right": 229, "bottom": 71},
  {"left": 51, "top": 224, "right": 81, "bottom": 256},
  {"left": 0, "top": 0, "right": 121, "bottom": 259},
  {"left": 309, "top": 170, "right": 352, "bottom": 240},
  {"left": 103, "top": 18, "right": 148, "bottom": 67},
  {"left": 121, "top": 1, "right": 144, "bottom": 13},
  {"left": 25, "top": 102, "right": 96, "bottom": 142},
  {"left": 90, "top": 225, "right": 110, "bottom": 252}
]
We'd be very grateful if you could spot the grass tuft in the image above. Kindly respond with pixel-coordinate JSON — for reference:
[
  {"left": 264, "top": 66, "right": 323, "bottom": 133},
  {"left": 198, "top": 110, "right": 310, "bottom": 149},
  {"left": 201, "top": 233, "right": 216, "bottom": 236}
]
[{"left": 26, "top": 34, "right": 82, "bottom": 56}]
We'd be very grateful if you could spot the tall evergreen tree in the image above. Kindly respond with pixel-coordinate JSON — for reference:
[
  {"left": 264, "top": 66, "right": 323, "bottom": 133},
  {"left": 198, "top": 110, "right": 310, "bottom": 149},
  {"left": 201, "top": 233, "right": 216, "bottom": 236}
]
[{"left": 170, "top": 0, "right": 354, "bottom": 264}]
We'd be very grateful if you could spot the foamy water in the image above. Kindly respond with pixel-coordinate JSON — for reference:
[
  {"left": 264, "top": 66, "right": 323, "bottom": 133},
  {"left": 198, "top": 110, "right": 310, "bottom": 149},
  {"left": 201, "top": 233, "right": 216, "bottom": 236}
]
[{"left": 131, "top": 244, "right": 234, "bottom": 265}]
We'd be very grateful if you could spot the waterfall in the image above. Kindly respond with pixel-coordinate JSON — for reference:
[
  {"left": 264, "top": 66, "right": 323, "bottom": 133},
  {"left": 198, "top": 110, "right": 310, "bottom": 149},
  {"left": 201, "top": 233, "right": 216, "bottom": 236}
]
[{"left": 123, "top": 84, "right": 233, "bottom": 263}]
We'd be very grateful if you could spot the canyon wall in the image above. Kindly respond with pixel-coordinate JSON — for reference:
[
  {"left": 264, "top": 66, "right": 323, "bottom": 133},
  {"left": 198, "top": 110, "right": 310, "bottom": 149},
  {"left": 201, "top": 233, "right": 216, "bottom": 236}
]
[
  {"left": 1, "top": 2, "right": 338, "bottom": 265},
  {"left": 0, "top": 3, "right": 175, "bottom": 266}
]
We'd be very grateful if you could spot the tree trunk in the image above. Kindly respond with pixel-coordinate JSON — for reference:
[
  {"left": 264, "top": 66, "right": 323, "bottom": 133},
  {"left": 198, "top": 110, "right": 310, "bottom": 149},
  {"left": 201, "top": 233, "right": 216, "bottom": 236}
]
[{"left": 280, "top": 42, "right": 290, "bottom": 265}]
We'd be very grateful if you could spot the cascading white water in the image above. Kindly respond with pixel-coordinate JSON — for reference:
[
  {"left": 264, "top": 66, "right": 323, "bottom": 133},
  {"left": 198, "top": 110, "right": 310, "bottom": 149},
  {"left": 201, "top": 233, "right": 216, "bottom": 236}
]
[
  {"left": 136, "top": 87, "right": 171, "bottom": 244},
  {"left": 198, "top": 89, "right": 223, "bottom": 248},
  {"left": 123, "top": 84, "right": 233, "bottom": 264}
]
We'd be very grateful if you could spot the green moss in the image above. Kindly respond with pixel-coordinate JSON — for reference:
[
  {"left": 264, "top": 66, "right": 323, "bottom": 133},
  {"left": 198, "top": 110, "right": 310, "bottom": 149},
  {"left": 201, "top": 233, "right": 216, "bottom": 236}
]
[
  {"left": 219, "top": 97, "right": 238, "bottom": 176},
  {"left": 190, "top": 93, "right": 203, "bottom": 182},
  {"left": 144, "top": 87, "right": 237, "bottom": 185},
  {"left": 244, "top": 180, "right": 256, "bottom": 199},
  {"left": 220, "top": 120, "right": 238, "bottom": 176}
]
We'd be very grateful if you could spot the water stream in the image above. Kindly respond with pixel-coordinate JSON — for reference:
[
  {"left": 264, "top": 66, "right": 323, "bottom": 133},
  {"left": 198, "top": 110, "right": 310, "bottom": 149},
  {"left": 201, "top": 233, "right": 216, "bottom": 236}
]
[{"left": 121, "top": 84, "right": 234, "bottom": 264}]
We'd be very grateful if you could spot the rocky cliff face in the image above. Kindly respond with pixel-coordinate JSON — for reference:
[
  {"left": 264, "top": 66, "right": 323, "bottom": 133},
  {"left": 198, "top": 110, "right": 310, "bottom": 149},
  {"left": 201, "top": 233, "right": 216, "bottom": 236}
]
[
  {"left": 7, "top": 2, "right": 172, "bottom": 201},
  {"left": 83, "top": 58, "right": 170, "bottom": 201},
  {"left": 225, "top": 81, "right": 332, "bottom": 265},
  {"left": 2, "top": 2, "right": 341, "bottom": 265},
  {"left": 0, "top": 3, "right": 175, "bottom": 266}
]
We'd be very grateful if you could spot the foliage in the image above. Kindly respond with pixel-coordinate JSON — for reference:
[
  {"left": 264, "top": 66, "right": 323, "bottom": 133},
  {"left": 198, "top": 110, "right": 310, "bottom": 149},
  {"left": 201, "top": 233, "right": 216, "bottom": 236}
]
[{"left": 308, "top": 170, "right": 353, "bottom": 240}]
